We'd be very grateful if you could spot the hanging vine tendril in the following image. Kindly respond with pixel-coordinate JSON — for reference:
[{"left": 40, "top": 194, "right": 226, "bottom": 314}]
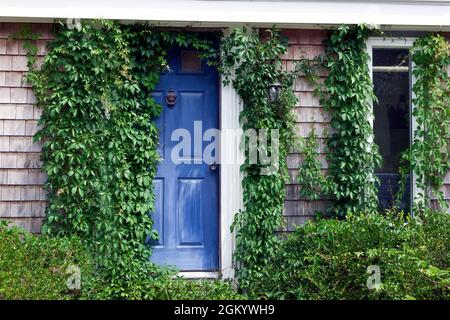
[
  {"left": 218, "top": 27, "right": 298, "bottom": 290},
  {"left": 19, "top": 20, "right": 216, "bottom": 283},
  {"left": 396, "top": 34, "right": 450, "bottom": 212}
]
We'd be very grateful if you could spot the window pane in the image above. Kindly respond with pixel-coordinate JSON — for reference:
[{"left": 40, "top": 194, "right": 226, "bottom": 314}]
[
  {"left": 373, "top": 68, "right": 411, "bottom": 211},
  {"left": 373, "top": 48, "right": 409, "bottom": 67},
  {"left": 181, "top": 51, "right": 202, "bottom": 73},
  {"left": 373, "top": 72, "right": 410, "bottom": 174}
]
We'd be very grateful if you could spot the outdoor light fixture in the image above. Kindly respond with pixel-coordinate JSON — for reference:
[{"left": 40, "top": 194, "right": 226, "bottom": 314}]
[{"left": 268, "top": 81, "right": 282, "bottom": 103}]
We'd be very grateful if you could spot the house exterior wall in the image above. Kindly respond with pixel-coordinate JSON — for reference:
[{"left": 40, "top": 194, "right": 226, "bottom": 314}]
[
  {"left": 280, "top": 30, "right": 450, "bottom": 231},
  {"left": 433, "top": 33, "right": 450, "bottom": 211},
  {"left": 0, "top": 23, "right": 448, "bottom": 234},
  {"left": 0, "top": 23, "right": 52, "bottom": 233},
  {"left": 280, "top": 29, "right": 332, "bottom": 231},
  {"left": 417, "top": 32, "right": 450, "bottom": 212}
]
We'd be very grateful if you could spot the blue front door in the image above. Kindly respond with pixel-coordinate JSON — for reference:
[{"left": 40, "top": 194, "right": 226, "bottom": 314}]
[{"left": 150, "top": 47, "right": 219, "bottom": 271}]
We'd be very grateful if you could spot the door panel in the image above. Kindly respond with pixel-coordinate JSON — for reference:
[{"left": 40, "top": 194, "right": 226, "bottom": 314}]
[
  {"left": 150, "top": 178, "right": 164, "bottom": 247},
  {"left": 177, "top": 178, "right": 204, "bottom": 246},
  {"left": 150, "top": 46, "right": 219, "bottom": 271}
]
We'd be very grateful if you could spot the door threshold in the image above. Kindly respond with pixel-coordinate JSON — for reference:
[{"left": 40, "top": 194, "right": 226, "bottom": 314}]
[{"left": 176, "top": 271, "right": 220, "bottom": 280}]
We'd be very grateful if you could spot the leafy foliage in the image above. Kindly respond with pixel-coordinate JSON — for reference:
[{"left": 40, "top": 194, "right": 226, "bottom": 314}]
[
  {"left": 323, "top": 25, "right": 381, "bottom": 216},
  {"left": 302, "top": 25, "right": 381, "bottom": 216},
  {"left": 297, "top": 129, "right": 325, "bottom": 201},
  {"left": 94, "top": 276, "right": 245, "bottom": 300},
  {"left": 0, "top": 221, "right": 244, "bottom": 300},
  {"left": 21, "top": 20, "right": 215, "bottom": 289},
  {"left": 0, "top": 220, "right": 96, "bottom": 300},
  {"left": 397, "top": 34, "right": 450, "bottom": 211},
  {"left": 248, "top": 210, "right": 450, "bottom": 300},
  {"left": 218, "top": 27, "right": 298, "bottom": 290}
]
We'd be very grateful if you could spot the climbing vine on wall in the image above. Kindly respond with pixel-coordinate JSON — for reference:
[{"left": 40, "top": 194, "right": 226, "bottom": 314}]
[
  {"left": 397, "top": 34, "right": 450, "bottom": 212},
  {"left": 297, "top": 129, "right": 325, "bottom": 201},
  {"left": 218, "top": 27, "right": 297, "bottom": 290},
  {"left": 322, "top": 25, "right": 381, "bottom": 217},
  {"left": 20, "top": 20, "right": 215, "bottom": 281},
  {"left": 298, "top": 25, "right": 381, "bottom": 217}
]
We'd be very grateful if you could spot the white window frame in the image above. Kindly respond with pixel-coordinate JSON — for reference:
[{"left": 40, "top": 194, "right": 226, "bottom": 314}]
[{"left": 366, "top": 37, "right": 419, "bottom": 213}]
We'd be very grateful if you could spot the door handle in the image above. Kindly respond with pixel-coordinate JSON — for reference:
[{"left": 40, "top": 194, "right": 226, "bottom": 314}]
[
  {"left": 166, "top": 89, "right": 177, "bottom": 107},
  {"left": 209, "top": 161, "right": 218, "bottom": 171}
]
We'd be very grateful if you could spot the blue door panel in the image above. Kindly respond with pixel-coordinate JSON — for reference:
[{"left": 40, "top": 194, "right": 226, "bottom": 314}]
[
  {"left": 149, "top": 178, "right": 164, "bottom": 247},
  {"left": 150, "top": 46, "right": 219, "bottom": 271},
  {"left": 177, "top": 178, "right": 204, "bottom": 246}
]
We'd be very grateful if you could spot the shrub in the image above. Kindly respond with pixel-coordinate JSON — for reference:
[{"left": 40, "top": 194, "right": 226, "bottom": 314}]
[
  {"left": 78, "top": 252, "right": 244, "bottom": 300},
  {"left": 249, "top": 210, "right": 450, "bottom": 300},
  {"left": 0, "top": 220, "right": 97, "bottom": 300},
  {"left": 150, "top": 279, "right": 245, "bottom": 300},
  {"left": 95, "top": 274, "right": 245, "bottom": 300},
  {"left": 0, "top": 221, "right": 244, "bottom": 300}
]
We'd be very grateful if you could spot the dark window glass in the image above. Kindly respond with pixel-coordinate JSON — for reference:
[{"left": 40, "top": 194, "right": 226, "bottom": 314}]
[
  {"left": 373, "top": 48, "right": 409, "bottom": 67},
  {"left": 373, "top": 72, "right": 410, "bottom": 174},
  {"left": 180, "top": 51, "right": 202, "bottom": 73}
]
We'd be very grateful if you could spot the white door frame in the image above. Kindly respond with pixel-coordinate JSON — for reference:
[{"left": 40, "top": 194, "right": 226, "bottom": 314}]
[
  {"left": 219, "top": 78, "right": 244, "bottom": 279},
  {"left": 366, "top": 37, "right": 418, "bottom": 212}
]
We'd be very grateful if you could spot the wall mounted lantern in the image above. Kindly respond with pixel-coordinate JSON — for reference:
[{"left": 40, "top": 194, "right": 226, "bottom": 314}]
[{"left": 268, "top": 81, "right": 282, "bottom": 103}]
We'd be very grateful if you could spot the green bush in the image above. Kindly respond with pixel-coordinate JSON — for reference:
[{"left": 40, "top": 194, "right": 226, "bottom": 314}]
[
  {"left": 0, "top": 221, "right": 243, "bottom": 300},
  {"left": 151, "top": 279, "right": 244, "bottom": 300},
  {"left": 0, "top": 220, "right": 97, "bottom": 299},
  {"left": 96, "top": 274, "right": 245, "bottom": 300},
  {"left": 249, "top": 210, "right": 450, "bottom": 300}
]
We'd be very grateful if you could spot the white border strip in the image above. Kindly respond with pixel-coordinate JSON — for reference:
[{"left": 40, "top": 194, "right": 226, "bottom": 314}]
[
  {"left": 177, "top": 272, "right": 219, "bottom": 279},
  {"left": 219, "top": 67, "right": 243, "bottom": 280},
  {"left": 0, "top": 0, "right": 449, "bottom": 29}
]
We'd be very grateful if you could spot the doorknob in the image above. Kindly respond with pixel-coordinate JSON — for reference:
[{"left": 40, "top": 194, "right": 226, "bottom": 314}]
[
  {"left": 166, "top": 89, "right": 177, "bottom": 107},
  {"left": 209, "top": 161, "right": 218, "bottom": 171}
]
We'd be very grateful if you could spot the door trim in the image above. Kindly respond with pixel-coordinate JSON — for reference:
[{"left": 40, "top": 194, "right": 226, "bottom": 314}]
[{"left": 219, "top": 32, "right": 244, "bottom": 278}]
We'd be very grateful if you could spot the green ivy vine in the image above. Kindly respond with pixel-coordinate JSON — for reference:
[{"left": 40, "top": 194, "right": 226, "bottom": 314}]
[
  {"left": 397, "top": 34, "right": 450, "bottom": 212},
  {"left": 323, "top": 25, "right": 381, "bottom": 217},
  {"left": 218, "top": 27, "right": 297, "bottom": 290},
  {"left": 292, "top": 27, "right": 449, "bottom": 217},
  {"left": 20, "top": 20, "right": 215, "bottom": 284},
  {"left": 297, "top": 128, "right": 325, "bottom": 201},
  {"left": 297, "top": 25, "right": 381, "bottom": 217}
]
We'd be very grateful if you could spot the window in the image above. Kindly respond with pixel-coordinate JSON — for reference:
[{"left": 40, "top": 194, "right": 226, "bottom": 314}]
[
  {"left": 368, "top": 39, "right": 416, "bottom": 212},
  {"left": 180, "top": 51, "right": 203, "bottom": 73}
]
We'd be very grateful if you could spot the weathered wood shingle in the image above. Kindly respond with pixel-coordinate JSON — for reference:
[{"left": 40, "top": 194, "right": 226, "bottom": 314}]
[
  {"left": 0, "top": 23, "right": 51, "bottom": 232},
  {"left": 279, "top": 29, "right": 333, "bottom": 231},
  {"left": 0, "top": 24, "right": 449, "bottom": 234},
  {"left": 281, "top": 29, "right": 450, "bottom": 227}
]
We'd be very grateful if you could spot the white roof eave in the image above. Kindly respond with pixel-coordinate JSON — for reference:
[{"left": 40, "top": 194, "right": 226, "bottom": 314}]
[{"left": 0, "top": 0, "right": 449, "bottom": 31}]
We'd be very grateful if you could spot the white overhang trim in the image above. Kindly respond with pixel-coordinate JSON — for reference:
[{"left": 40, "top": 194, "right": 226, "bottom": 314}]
[{"left": 0, "top": 0, "right": 449, "bottom": 30}]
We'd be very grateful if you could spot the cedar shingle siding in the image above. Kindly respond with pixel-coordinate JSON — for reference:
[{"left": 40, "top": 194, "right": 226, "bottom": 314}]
[
  {"left": 0, "top": 23, "right": 448, "bottom": 233},
  {"left": 281, "top": 29, "right": 332, "bottom": 231},
  {"left": 281, "top": 30, "right": 450, "bottom": 229},
  {"left": 0, "top": 23, "right": 52, "bottom": 233}
]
